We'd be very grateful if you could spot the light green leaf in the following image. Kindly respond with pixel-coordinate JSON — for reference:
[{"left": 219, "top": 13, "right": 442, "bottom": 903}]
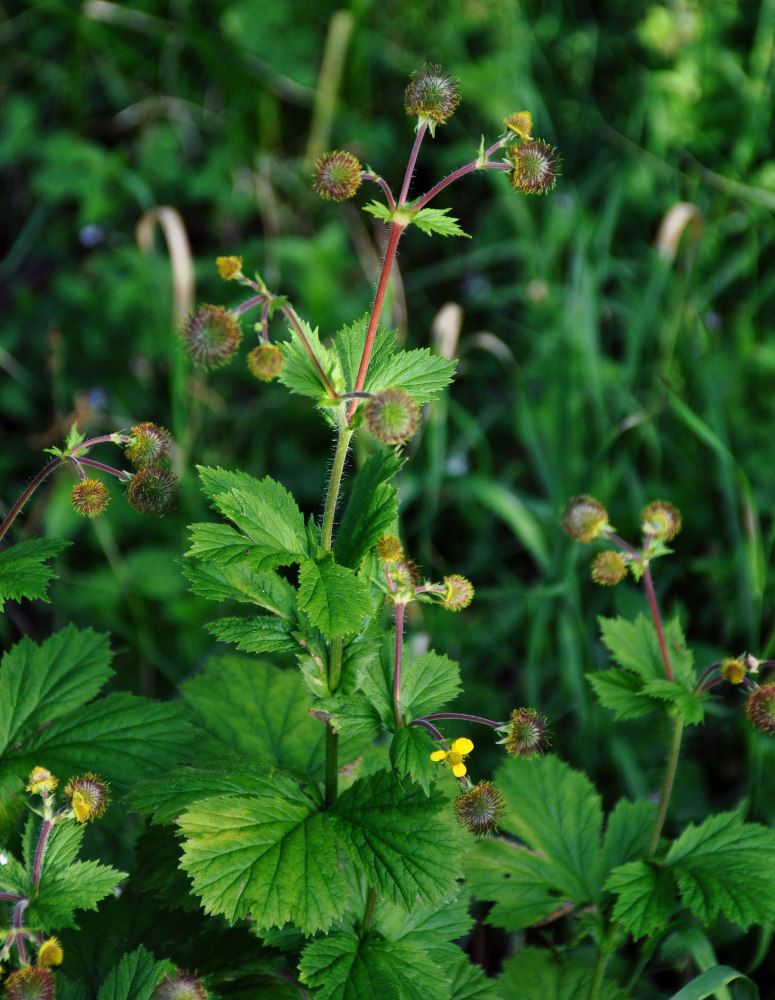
[
  {"left": 400, "top": 649, "right": 462, "bottom": 720},
  {"left": 390, "top": 725, "right": 438, "bottom": 794},
  {"left": 332, "top": 769, "right": 468, "bottom": 909},
  {"left": 587, "top": 669, "right": 653, "bottom": 720},
  {"left": 410, "top": 206, "right": 470, "bottom": 238},
  {"left": 0, "top": 537, "right": 70, "bottom": 610},
  {"left": 362, "top": 200, "right": 394, "bottom": 224},
  {"left": 640, "top": 678, "right": 706, "bottom": 724},
  {"left": 498, "top": 947, "right": 629, "bottom": 1000},
  {"left": 179, "top": 787, "right": 347, "bottom": 933},
  {"left": 182, "top": 558, "right": 297, "bottom": 619},
  {"left": 0, "top": 625, "right": 113, "bottom": 756},
  {"left": 600, "top": 798, "right": 657, "bottom": 875},
  {"left": 365, "top": 344, "right": 457, "bottom": 405},
  {"left": 298, "top": 558, "right": 373, "bottom": 639},
  {"left": 30, "top": 856, "right": 126, "bottom": 931},
  {"left": 598, "top": 615, "right": 667, "bottom": 681},
  {"left": 332, "top": 318, "right": 398, "bottom": 395},
  {"left": 278, "top": 316, "right": 344, "bottom": 401},
  {"left": 206, "top": 615, "right": 298, "bottom": 654},
  {"left": 318, "top": 693, "right": 382, "bottom": 742},
  {"left": 333, "top": 448, "right": 403, "bottom": 569},
  {"left": 605, "top": 859, "right": 679, "bottom": 938},
  {"left": 97, "top": 946, "right": 176, "bottom": 1000}
]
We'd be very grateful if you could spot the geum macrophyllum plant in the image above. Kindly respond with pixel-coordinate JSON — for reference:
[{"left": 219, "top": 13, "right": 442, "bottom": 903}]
[{"left": 125, "top": 66, "right": 560, "bottom": 998}]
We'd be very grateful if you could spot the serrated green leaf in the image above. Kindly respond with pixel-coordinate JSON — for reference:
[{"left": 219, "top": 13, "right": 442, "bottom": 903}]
[
  {"left": 365, "top": 343, "right": 456, "bottom": 405},
  {"left": 298, "top": 558, "right": 373, "bottom": 639},
  {"left": 376, "top": 887, "right": 473, "bottom": 961},
  {"left": 0, "top": 848, "right": 30, "bottom": 895},
  {"left": 340, "top": 619, "right": 383, "bottom": 695},
  {"left": 599, "top": 614, "right": 665, "bottom": 679},
  {"left": 278, "top": 316, "right": 344, "bottom": 401},
  {"left": 0, "top": 625, "right": 113, "bottom": 756},
  {"left": 498, "top": 947, "right": 629, "bottom": 1000},
  {"left": 206, "top": 615, "right": 298, "bottom": 654},
  {"left": 318, "top": 693, "right": 382, "bottom": 741},
  {"left": 668, "top": 966, "right": 760, "bottom": 1000},
  {"left": 182, "top": 558, "right": 297, "bottom": 619},
  {"left": 465, "top": 837, "right": 565, "bottom": 930},
  {"left": 362, "top": 200, "right": 395, "bottom": 224},
  {"left": 332, "top": 769, "right": 468, "bottom": 909},
  {"left": 360, "top": 638, "right": 397, "bottom": 726},
  {"left": 333, "top": 449, "right": 403, "bottom": 569},
  {"left": 400, "top": 649, "right": 462, "bottom": 720},
  {"left": 665, "top": 812, "right": 775, "bottom": 929},
  {"left": 97, "top": 945, "right": 176, "bottom": 1000},
  {"left": 410, "top": 206, "right": 470, "bottom": 238},
  {"left": 606, "top": 859, "right": 679, "bottom": 937},
  {"left": 332, "top": 318, "right": 398, "bottom": 395},
  {"left": 587, "top": 669, "right": 653, "bottom": 720},
  {"left": 299, "top": 932, "right": 448, "bottom": 1000},
  {"left": 493, "top": 755, "right": 606, "bottom": 903},
  {"left": 447, "top": 951, "right": 500, "bottom": 1000},
  {"left": 0, "top": 537, "right": 70, "bottom": 610},
  {"left": 600, "top": 798, "right": 657, "bottom": 875},
  {"left": 3, "top": 693, "right": 194, "bottom": 790},
  {"left": 38, "top": 819, "right": 85, "bottom": 874},
  {"left": 390, "top": 725, "right": 438, "bottom": 793},
  {"left": 186, "top": 522, "right": 262, "bottom": 566},
  {"left": 179, "top": 788, "right": 347, "bottom": 933},
  {"left": 30, "top": 857, "right": 126, "bottom": 932}
]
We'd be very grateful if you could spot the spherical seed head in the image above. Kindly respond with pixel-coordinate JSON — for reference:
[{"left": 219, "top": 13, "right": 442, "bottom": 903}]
[
  {"left": 591, "top": 551, "right": 627, "bottom": 586},
  {"left": 453, "top": 780, "right": 504, "bottom": 836},
  {"left": 313, "top": 151, "right": 362, "bottom": 202},
  {"left": 37, "top": 938, "right": 63, "bottom": 968},
  {"left": 4, "top": 965, "right": 56, "bottom": 1000},
  {"left": 391, "top": 556, "right": 420, "bottom": 591},
  {"left": 745, "top": 684, "right": 775, "bottom": 735},
  {"left": 641, "top": 501, "right": 681, "bottom": 541},
  {"left": 179, "top": 304, "right": 242, "bottom": 369},
  {"left": 364, "top": 388, "right": 420, "bottom": 445},
  {"left": 404, "top": 65, "right": 460, "bottom": 127},
  {"left": 503, "top": 111, "right": 533, "bottom": 140},
  {"left": 442, "top": 574, "right": 475, "bottom": 611},
  {"left": 125, "top": 422, "right": 173, "bottom": 468},
  {"left": 503, "top": 707, "right": 551, "bottom": 758},
  {"left": 247, "top": 343, "right": 284, "bottom": 381},
  {"left": 376, "top": 533, "right": 404, "bottom": 561},
  {"left": 126, "top": 466, "right": 179, "bottom": 516},
  {"left": 26, "top": 767, "right": 58, "bottom": 796},
  {"left": 71, "top": 479, "right": 109, "bottom": 518},
  {"left": 721, "top": 658, "right": 746, "bottom": 684},
  {"left": 561, "top": 495, "right": 610, "bottom": 543},
  {"left": 154, "top": 972, "right": 210, "bottom": 1000},
  {"left": 216, "top": 255, "right": 243, "bottom": 281},
  {"left": 64, "top": 772, "right": 109, "bottom": 822},
  {"left": 509, "top": 140, "right": 560, "bottom": 194}
]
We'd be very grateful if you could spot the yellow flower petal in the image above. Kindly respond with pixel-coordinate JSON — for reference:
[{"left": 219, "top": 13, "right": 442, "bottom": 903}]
[
  {"left": 452, "top": 762, "right": 467, "bottom": 777},
  {"left": 451, "top": 737, "right": 474, "bottom": 754},
  {"left": 430, "top": 750, "right": 447, "bottom": 762}
]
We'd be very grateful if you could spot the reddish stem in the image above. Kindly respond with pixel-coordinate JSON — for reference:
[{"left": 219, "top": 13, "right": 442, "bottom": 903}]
[
  {"left": 32, "top": 820, "right": 53, "bottom": 884},
  {"left": 398, "top": 122, "right": 428, "bottom": 206},
  {"left": 412, "top": 159, "right": 509, "bottom": 211},
  {"left": 393, "top": 602, "right": 406, "bottom": 726},
  {"left": 643, "top": 565, "right": 674, "bottom": 682}
]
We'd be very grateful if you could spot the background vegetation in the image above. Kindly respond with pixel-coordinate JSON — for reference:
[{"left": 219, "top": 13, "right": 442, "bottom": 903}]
[{"left": 2, "top": 0, "right": 775, "bottom": 989}]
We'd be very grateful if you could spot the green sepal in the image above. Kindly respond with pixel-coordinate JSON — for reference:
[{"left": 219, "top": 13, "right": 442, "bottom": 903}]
[{"left": 0, "top": 537, "right": 70, "bottom": 611}]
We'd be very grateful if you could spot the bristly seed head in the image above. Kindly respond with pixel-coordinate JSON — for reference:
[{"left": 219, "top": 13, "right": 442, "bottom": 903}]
[
  {"left": 364, "top": 388, "right": 420, "bottom": 445},
  {"left": 591, "top": 550, "right": 627, "bottom": 586},
  {"left": 745, "top": 684, "right": 775, "bottom": 734},
  {"left": 126, "top": 466, "right": 179, "bottom": 516},
  {"left": 64, "top": 772, "right": 109, "bottom": 822},
  {"left": 153, "top": 971, "right": 210, "bottom": 1000},
  {"left": 247, "top": 343, "right": 284, "bottom": 381},
  {"left": 404, "top": 65, "right": 460, "bottom": 131},
  {"left": 71, "top": 479, "right": 109, "bottom": 517},
  {"left": 376, "top": 533, "right": 404, "bottom": 562},
  {"left": 179, "top": 304, "right": 242, "bottom": 369},
  {"left": 453, "top": 780, "right": 504, "bottom": 836},
  {"left": 641, "top": 500, "right": 682, "bottom": 541},
  {"left": 508, "top": 140, "right": 560, "bottom": 194},
  {"left": 561, "top": 495, "right": 610, "bottom": 543},
  {"left": 503, "top": 111, "right": 533, "bottom": 140},
  {"left": 26, "top": 767, "right": 58, "bottom": 796},
  {"left": 125, "top": 422, "right": 173, "bottom": 468},
  {"left": 3, "top": 965, "right": 56, "bottom": 1000},
  {"left": 721, "top": 658, "right": 746, "bottom": 685},
  {"left": 313, "top": 151, "right": 363, "bottom": 202},
  {"left": 441, "top": 574, "right": 475, "bottom": 611},
  {"left": 501, "top": 707, "right": 551, "bottom": 758}
]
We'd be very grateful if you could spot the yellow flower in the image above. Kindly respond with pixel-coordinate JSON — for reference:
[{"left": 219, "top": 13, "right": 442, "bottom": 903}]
[
  {"left": 430, "top": 737, "right": 474, "bottom": 777},
  {"left": 37, "top": 937, "right": 64, "bottom": 967},
  {"left": 26, "top": 767, "right": 58, "bottom": 795},
  {"left": 216, "top": 255, "right": 243, "bottom": 281}
]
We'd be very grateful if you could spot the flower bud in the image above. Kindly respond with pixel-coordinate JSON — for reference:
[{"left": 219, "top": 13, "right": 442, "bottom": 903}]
[
  {"left": 745, "top": 684, "right": 775, "bottom": 735},
  {"left": 441, "top": 574, "right": 474, "bottom": 611},
  {"left": 591, "top": 551, "right": 627, "bottom": 586},
  {"left": 126, "top": 466, "right": 179, "bottom": 517},
  {"left": 179, "top": 304, "right": 242, "bottom": 369},
  {"left": 500, "top": 707, "right": 550, "bottom": 758},
  {"left": 721, "top": 658, "right": 746, "bottom": 685},
  {"left": 364, "top": 388, "right": 420, "bottom": 445},
  {"left": 561, "top": 495, "right": 610, "bottom": 543},
  {"left": 26, "top": 767, "right": 58, "bottom": 796},
  {"left": 313, "top": 151, "right": 362, "bottom": 202},
  {"left": 3, "top": 966, "right": 56, "bottom": 1000},
  {"left": 640, "top": 501, "right": 681, "bottom": 541},
  {"left": 153, "top": 971, "right": 210, "bottom": 1000},
  {"left": 404, "top": 65, "right": 460, "bottom": 132},
  {"left": 71, "top": 479, "right": 109, "bottom": 517},
  {"left": 247, "top": 343, "right": 284, "bottom": 381},
  {"left": 216, "top": 255, "right": 243, "bottom": 281},
  {"left": 453, "top": 780, "right": 504, "bottom": 836},
  {"left": 508, "top": 140, "right": 560, "bottom": 195},
  {"left": 64, "top": 773, "right": 109, "bottom": 822},
  {"left": 125, "top": 423, "right": 173, "bottom": 468}
]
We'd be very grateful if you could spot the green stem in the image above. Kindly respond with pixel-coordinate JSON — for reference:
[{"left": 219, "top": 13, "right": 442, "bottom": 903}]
[
  {"left": 587, "top": 947, "right": 609, "bottom": 1000},
  {"left": 322, "top": 426, "right": 353, "bottom": 551},
  {"left": 324, "top": 725, "right": 339, "bottom": 809},
  {"left": 647, "top": 713, "right": 684, "bottom": 856}
]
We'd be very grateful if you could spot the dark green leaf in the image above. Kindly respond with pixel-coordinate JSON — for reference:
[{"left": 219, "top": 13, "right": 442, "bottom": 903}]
[
  {"left": 30, "top": 857, "right": 126, "bottom": 932},
  {"left": 298, "top": 558, "right": 373, "bottom": 639},
  {"left": 587, "top": 669, "right": 654, "bottom": 720},
  {"left": 318, "top": 693, "right": 382, "bottom": 742},
  {"left": 498, "top": 947, "right": 629, "bottom": 1000},
  {"left": 332, "top": 317, "right": 398, "bottom": 395},
  {"left": 206, "top": 615, "right": 298, "bottom": 654},
  {"left": 400, "top": 649, "right": 462, "bottom": 720},
  {"left": 182, "top": 558, "right": 297, "bottom": 618},
  {"left": 0, "top": 537, "right": 70, "bottom": 610},
  {"left": 605, "top": 859, "right": 679, "bottom": 938},
  {"left": 600, "top": 798, "right": 657, "bottom": 875},
  {"left": 333, "top": 449, "right": 403, "bottom": 569},
  {"left": 390, "top": 725, "right": 438, "bottom": 793},
  {"left": 97, "top": 946, "right": 176, "bottom": 1000}
]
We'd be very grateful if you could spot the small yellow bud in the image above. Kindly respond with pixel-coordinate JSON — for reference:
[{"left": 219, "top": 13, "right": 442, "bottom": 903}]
[
  {"left": 26, "top": 767, "right": 58, "bottom": 796},
  {"left": 503, "top": 111, "right": 533, "bottom": 140},
  {"left": 376, "top": 534, "right": 404, "bottom": 561},
  {"left": 216, "top": 255, "right": 243, "bottom": 281},
  {"left": 37, "top": 938, "right": 64, "bottom": 968},
  {"left": 721, "top": 658, "right": 746, "bottom": 685}
]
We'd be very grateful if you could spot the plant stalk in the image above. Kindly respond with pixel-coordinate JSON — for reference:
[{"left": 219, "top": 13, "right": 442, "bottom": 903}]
[
  {"left": 393, "top": 602, "right": 406, "bottom": 726},
  {"left": 647, "top": 713, "right": 684, "bottom": 856}
]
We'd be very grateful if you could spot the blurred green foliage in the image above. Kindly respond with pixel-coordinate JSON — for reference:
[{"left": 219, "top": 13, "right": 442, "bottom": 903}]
[{"left": 2, "top": 0, "right": 775, "bottom": 985}]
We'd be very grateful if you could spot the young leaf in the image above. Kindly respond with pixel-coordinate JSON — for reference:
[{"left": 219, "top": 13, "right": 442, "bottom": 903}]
[
  {"left": 362, "top": 200, "right": 394, "bottom": 224},
  {"left": 0, "top": 625, "right": 113, "bottom": 757},
  {"left": 298, "top": 558, "right": 373, "bottom": 639},
  {"left": 390, "top": 725, "right": 438, "bottom": 794},
  {"left": 400, "top": 649, "right": 462, "bottom": 720},
  {"left": 206, "top": 615, "right": 298, "bottom": 654},
  {"left": 179, "top": 787, "right": 347, "bottom": 934},
  {"left": 278, "top": 316, "right": 344, "bottom": 402},
  {"left": 410, "top": 206, "right": 470, "bottom": 238},
  {"left": 97, "top": 945, "right": 176, "bottom": 1000},
  {"left": 0, "top": 537, "right": 70, "bottom": 610},
  {"left": 587, "top": 669, "right": 653, "bottom": 720},
  {"left": 333, "top": 449, "right": 403, "bottom": 569},
  {"left": 599, "top": 614, "right": 667, "bottom": 680},
  {"left": 332, "top": 769, "right": 468, "bottom": 910}
]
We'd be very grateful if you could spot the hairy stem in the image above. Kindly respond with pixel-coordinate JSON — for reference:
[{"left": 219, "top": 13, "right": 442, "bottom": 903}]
[
  {"left": 32, "top": 820, "right": 54, "bottom": 885},
  {"left": 642, "top": 566, "right": 674, "bottom": 681},
  {"left": 322, "top": 427, "right": 354, "bottom": 551},
  {"left": 420, "top": 711, "right": 504, "bottom": 727},
  {"left": 0, "top": 458, "right": 62, "bottom": 541},
  {"left": 393, "top": 602, "right": 406, "bottom": 726},
  {"left": 398, "top": 121, "right": 427, "bottom": 206},
  {"left": 647, "top": 714, "right": 684, "bottom": 856}
]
